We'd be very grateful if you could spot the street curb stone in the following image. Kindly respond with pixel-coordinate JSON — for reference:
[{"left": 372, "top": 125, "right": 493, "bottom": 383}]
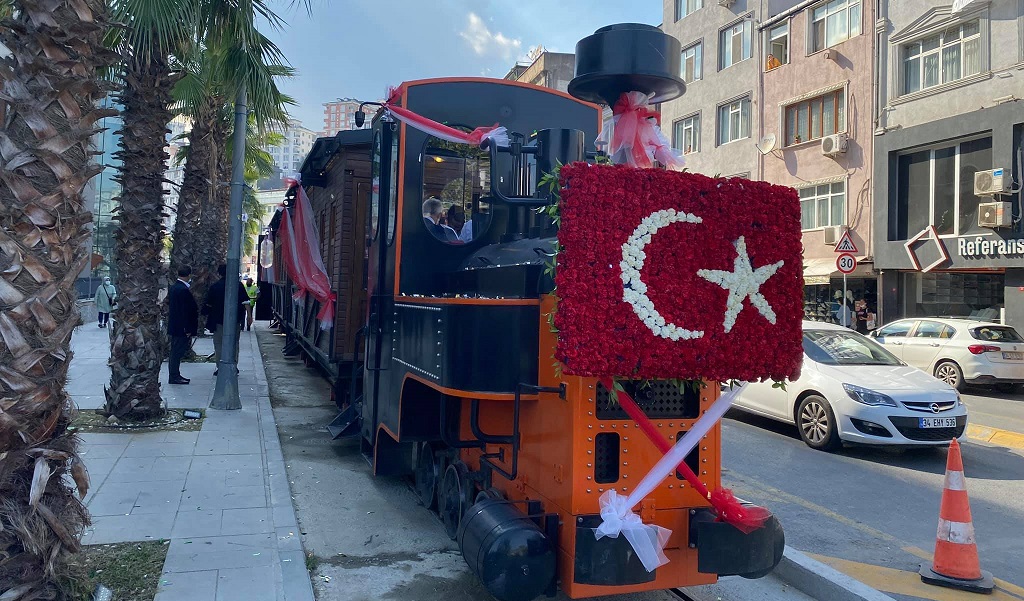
[{"left": 775, "top": 546, "right": 896, "bottom": 601}]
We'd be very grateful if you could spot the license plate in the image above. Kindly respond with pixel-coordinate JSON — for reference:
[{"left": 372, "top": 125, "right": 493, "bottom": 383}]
[
  {"left": 1003, "top": 351, "right": 1023, "bottom": 360},
  {"left": 919, "top": 417, "right": 957, "bottom": 429}
]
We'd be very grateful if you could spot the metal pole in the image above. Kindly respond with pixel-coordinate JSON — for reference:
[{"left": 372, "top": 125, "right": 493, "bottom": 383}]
[
  {"left": 843, "top": 272, "right": 848, "bottom": 328},
  {"left": 211, "top": 85, "right": 247, "bottom": 410}
]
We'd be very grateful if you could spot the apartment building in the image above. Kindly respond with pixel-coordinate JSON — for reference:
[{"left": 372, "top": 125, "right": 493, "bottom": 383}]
[
  {"left": 661, "top": 0, "right": 762, "bottom": 179},
  {"left": 758, "top": 0, "right": 876, "bottom": 324},
  {"left": 504, "top": 47, "right": 577, "bottom": 93},
  {"left": 263, "top": 119, "right": 317, "bottom": 184},
  {"left": 322, "top": 98, "right": 372, "bottom": 136},
  {"left": 872, "top": 0, "right": 1024, "bottom": 329}
]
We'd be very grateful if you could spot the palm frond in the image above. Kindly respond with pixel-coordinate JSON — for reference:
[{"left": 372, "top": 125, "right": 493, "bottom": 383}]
[{"left": 107, "top": 0, "right": 202, "bottom": 66}]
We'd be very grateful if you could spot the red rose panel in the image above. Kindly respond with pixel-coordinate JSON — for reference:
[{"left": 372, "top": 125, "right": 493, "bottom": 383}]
[{"left": 554, "top": 164, "right": 803, "bottom": 382}]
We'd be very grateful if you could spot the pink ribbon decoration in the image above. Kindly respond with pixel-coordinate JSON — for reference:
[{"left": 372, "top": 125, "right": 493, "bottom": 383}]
[
  {"left": 279, "top": 178, "right": 336, "bottom": 329},
  {"left": 597, "top": 91, "right": 685, "bottom": 170},
  {"left": 385, "top": 103, "right": 509, "bottom": 148}
]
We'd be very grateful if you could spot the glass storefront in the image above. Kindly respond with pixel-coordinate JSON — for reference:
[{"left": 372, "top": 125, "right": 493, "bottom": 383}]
[
  {"left": 900, "top": 271, "right": 1004, "bottom": 321},
  {"left": 803, "top": 277, "right": 878, "bottom": 331}
]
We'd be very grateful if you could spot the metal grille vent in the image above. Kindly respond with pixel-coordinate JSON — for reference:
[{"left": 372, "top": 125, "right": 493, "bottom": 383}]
[
  {"left": 594, "top": 433, "right": 620, "bottom": 484},
  {"left": 596, "top": 380, "right": 701, "bottom": 420}
]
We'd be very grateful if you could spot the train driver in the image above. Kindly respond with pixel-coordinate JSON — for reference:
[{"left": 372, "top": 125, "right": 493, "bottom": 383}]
[{"left": 422, "top": 197, "right": 458, "bottom": 242}]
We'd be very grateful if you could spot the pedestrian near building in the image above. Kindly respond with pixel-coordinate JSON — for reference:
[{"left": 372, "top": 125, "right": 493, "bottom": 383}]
[
  {"left": 243, "top": 277, "right": 259, "bottom": 331},
  {"left": 167, "top": 265, "right": 199, "bottom": 384},
  {"left": 94, "top": 276, "right": 117, "bottom": 328},
  {"left": 203, "top": 264, "right": 247, "bottom": 373}
]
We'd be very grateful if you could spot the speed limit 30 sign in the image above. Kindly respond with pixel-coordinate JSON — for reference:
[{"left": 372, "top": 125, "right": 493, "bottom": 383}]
[{"left": 836, "top": 253, "right": 857, "bottom": 274}]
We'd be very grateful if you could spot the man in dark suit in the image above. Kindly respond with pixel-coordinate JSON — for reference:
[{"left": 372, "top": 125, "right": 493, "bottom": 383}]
[
  {"left": 203, "top": 264, "right": 247, "bottom": 374},
  {"left": 167, "top": 265, "right": 199, "bottom": 384}
]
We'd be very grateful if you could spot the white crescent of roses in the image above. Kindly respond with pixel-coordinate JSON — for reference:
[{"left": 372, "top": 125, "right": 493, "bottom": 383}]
[
  {"left": 620, "top": 209, "right": 705, "bottom": 341},
  {"left": 620, "top": 213, "right": 786, "bottom": 338}
]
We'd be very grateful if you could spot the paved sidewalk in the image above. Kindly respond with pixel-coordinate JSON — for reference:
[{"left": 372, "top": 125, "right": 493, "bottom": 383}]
[{"left": 68, "top": 322, "right": 314, "bottom": 601}]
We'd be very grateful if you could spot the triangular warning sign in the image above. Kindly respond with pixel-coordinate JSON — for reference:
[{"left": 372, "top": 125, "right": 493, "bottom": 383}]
[{"left": 834, "top": 230, "right": 858, "bottom": 253}]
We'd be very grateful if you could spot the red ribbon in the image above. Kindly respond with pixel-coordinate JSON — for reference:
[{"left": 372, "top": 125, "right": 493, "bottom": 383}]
[
  {"left": 609, "top": 92, "right": 662, "bottom": 169},
  {"left": 599, "top": 377, "right": 769, "bottom": 534}
]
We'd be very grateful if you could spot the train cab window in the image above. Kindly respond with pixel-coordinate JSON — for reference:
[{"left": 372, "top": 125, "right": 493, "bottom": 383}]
[
  {"left": 387, "top": 133, "right": 399, "bottom": 245},
  {"left": 422, "top": 134, "right": 491, "bottom": 245},
  {"left": 369, "top": 131, "right": 381, "bottom": 242}
]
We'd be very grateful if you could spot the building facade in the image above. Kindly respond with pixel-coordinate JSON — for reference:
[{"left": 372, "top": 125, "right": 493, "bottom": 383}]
[
  {"left": 322, "top": 98, "right": 373, "bottom": 136},
  {"left": 263, "top": 119, "right": 317, "bottom": 184},
  {"left": 759, "top": 0, "right": 877, "bottom": 326},
  {"left": 873, "top": 0, "right": 1024, "bottom": 330},
  {"left": 660, "top": 0, "right": 762, "bottom": 179},
  {"left": 504, "top": 48, "right": 577, "bottom": 93}
]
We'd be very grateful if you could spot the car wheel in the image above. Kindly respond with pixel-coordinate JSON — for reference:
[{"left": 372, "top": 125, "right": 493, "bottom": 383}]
[
  {"left": 796, "top": 395, "right": 841, "bottom": 452},
  {"left": 934, "top": 361, "right": 965, "bottom": 392}
]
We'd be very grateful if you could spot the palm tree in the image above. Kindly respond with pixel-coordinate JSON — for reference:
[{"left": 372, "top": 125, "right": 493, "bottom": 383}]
[
  {"left": 175, "top": 36, "right": 293, "bottom": 303},
  {"left": 102, "top": 0, "right": 200, "bottom": 419},
  {"left": 0, "top": 0, "right": 114, "bottom": 597}
]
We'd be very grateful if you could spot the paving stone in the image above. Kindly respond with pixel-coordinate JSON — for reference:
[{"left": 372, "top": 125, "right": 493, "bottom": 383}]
[
  {"left": 215, "top": 566, "right": 279, "bottom": 601},
  {"left": 171, "top": 510, "right": 223, "bottom": 539},
  {"left": 180, "top": 484, "right": 267, "bottom": 511},
  {"left": 86, "top": 489, "right": 138, "bottom": 516},
  {"left": 162, "top": 533, "right": 277, "bottom": 572},
  {"left": 122, "top": 441, "right": 197, "bottom": 458},
  {"left": 154, "top": 569, "right": 218, "bottom": 601},
  {"left": 279, "top": 549, "right": 316, "bottom": 601},
  {"left": 131, "top": 482, "right": 186, "bottom": 514},
  {"left": 83, "top": 511, "right": 175, "bottom": 544},
  {"left": 221, "top": 507, "right": 273, "bottom": 535}
]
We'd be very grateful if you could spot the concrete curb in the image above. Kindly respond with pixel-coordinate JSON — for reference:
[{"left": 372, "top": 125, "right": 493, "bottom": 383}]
[{"left": 775, "top": 546, "right": 896, "bottom": 601}]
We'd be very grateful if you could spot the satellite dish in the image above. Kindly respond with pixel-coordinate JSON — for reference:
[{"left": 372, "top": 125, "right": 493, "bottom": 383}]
[{"left": 756, "top": 133, "right": 777, "bottom": 155}]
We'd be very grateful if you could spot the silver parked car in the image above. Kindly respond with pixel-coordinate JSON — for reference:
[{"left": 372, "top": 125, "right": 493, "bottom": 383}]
[
  {"left": 731, "top": 321, "right": 966, "bottom": 451},
  {"left": 870, "top": 318, "right": 1024, "bottom": 393}
]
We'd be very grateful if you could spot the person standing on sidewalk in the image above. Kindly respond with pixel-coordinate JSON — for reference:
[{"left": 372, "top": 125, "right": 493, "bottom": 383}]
[
  {"left": 203, "top": 264, "right": 246, "bottom": 374},
  {"left": 94, "top": 276, "right": 117, "bottom": 328},
  {"left": 167, "top": 265, "right": 198, "bottom": 384},
  {"left": 243, "top": 276, "right": 259, "bottom": 331}
]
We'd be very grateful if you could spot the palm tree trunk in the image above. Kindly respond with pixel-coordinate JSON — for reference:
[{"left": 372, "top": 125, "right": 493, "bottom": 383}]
[
  {"left": 0, "top": 0, "right": 113, "bottom": 597},
  {"left": 104, "top": 56, "right": 176, "bottom": 419},
  {"left": 191, "top": 117, "right": 230, "bottom": 304},
  {"left": 170, "top": 106, "right": 215, "bottom": 281}
]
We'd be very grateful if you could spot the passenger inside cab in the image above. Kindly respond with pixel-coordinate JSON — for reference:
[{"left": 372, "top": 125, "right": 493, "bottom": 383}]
[{"left": 423, "top": 197, "right": 458, "bottom": 242}]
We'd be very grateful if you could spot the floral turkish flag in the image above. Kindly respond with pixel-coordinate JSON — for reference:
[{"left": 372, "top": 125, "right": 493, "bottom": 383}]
[{"left": 554, "top": 164, "right": 803, "bottom": 382}]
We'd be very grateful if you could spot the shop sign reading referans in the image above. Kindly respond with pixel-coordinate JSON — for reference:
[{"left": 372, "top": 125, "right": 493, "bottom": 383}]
[{"left": 958, "top": 237, "right": 1024, "bottom": 259}]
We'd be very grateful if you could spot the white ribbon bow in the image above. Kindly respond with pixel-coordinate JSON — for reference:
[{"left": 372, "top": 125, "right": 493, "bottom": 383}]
[{"left": 594, "top": 490, "right": 671, "bottom": 572}]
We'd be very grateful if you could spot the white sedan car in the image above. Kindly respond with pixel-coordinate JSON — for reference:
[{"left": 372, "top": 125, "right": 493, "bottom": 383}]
[
  {"left": 869, "top": 317, "right": 1024, "bottom": 393},
  {"left": 730, "top": 321, "right": 967, "bottom": 451}
]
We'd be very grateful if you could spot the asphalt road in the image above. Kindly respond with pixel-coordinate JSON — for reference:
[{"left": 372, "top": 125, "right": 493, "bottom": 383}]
[{"left": 722, "top": 385, "right": 1024, "bottom": 601}]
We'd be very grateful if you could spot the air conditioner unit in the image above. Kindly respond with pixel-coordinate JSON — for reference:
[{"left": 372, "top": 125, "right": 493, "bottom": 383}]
[
  {"left": 978, "top": 201, "right": 1013, "bottom": 228},
  {"left": 822, "top": 225, "right": 845, "bottom": 246},
  {"left": 821, "top": 133, "right": 848, "bottom": 157},
  {"left": 718, "top": 0, "right": 736, "bottom": 6},
  {"left": 974, "top": 168, "right": 1010, "bottom": 196}
]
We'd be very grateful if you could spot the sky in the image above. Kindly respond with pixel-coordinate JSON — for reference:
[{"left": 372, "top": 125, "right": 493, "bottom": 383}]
[{"left": 263, "top": 0, "right": 663, "bottom": 131}]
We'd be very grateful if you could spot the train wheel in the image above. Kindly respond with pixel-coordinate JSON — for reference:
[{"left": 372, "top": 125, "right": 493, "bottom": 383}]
[
  {"left": 414, "top": 442, "right": 440, "bottom": 510},
  {"left": 440, "top": 461, "right": 470, "bottom": 540}
]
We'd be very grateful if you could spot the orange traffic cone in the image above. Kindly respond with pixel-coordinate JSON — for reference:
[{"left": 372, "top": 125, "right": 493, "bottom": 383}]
[{"left": 919, "top": 438, "right": 994, "bottom": 593}]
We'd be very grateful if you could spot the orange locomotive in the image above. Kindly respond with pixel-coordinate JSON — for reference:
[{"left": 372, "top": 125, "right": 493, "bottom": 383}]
[{"left": 273, "top": 24, "right": 784, "bottom": 601}]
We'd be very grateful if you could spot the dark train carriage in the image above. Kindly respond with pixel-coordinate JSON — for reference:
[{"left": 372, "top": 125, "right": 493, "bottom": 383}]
[{"left": 270, "top": 129, "right": 372, "bottom": 403}]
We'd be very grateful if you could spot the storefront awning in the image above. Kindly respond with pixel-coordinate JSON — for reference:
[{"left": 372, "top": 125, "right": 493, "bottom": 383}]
[{"left": 803, "top": 257, "right": 873, "bottom": 284}]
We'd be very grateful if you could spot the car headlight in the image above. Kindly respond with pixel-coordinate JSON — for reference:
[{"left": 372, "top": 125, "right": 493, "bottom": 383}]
[
  {"left": 842, "top": 383, "right": 897, "bottom": 407},
  {"left": 955, "top": 390, "right": 963, "bottom": 406}
]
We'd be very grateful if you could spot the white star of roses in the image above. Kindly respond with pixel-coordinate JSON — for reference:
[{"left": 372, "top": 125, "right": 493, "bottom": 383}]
[{"left": 697, "top": 236, "right": 784, "bottom": 333}]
